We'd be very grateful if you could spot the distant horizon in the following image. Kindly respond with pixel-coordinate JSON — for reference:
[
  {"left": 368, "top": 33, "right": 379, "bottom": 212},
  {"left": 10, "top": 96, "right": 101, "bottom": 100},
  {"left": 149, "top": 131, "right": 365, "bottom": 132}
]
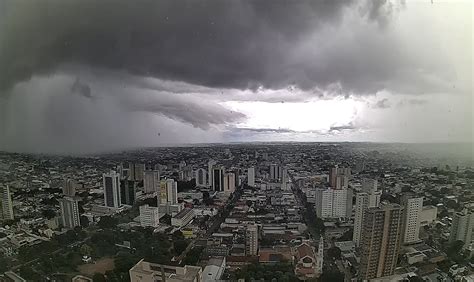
[{"left": 1, "top": 140, "right": 472, "bottom": 158}]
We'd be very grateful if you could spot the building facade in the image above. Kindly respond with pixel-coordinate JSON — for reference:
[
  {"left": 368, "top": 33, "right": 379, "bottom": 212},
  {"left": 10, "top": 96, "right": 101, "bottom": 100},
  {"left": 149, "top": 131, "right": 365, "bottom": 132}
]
[
  {"left": 59, "top": 196, "right": 81, "bottom": 229},
  {"left": 246, "top": 224, "right": 259, "bottom": 256},
  {"left": 315, "top": 187, "right": 352, "bottom": 219},
  {"left": 139, "top": 204, "right": 160, "bottom": 228},
  {"left": 247, "top": 167, "right": 255, "bottom": 187},
  {"left": 450, "top": 209, "right": 474, "bottom": 247},
  {"left": 0, "top": 185, "right": 14, "bottom": 221},
  {"left": 129, "top": 259, "right": 202, "bottom": 282},
  {"left": 120, "top": 179, "right": 136, "bottom": 206},
  {"left": 401, "top": 194, "right": 423, "bottom": 244},
  {"left": 359, "top": 203, "right": 404, "bottom": 280},
  {"left": 223, "top": 172, "right": 236, "bottom": 194},
  {"left": 143, "top": 170, "right": 160, "bottom": 194},
  {"left": 103, "top": 171, "right": 121, "bottom": 208},
  {"left": 353, "top": 189, "right": 381, "bottom": 246},
  {"left": 195, "top": 168, "right": 207, "bottom": 187}
]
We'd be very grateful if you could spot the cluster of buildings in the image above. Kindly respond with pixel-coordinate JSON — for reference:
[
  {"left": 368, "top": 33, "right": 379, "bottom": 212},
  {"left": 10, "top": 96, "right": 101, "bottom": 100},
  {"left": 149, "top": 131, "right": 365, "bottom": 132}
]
[{"left": 0, "top": 144, "right": 474, "bottom": 281}]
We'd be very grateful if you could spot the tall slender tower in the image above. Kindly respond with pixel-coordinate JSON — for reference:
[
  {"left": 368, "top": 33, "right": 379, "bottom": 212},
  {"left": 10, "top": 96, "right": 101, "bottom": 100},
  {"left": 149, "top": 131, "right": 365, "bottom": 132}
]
[
  {"left": 359, "top": 203, "right": 404, "bottom": 280},
  {"left": 143, "top": 170, "right": 160, "bottom": 194},
  {"left": 450, "top": 208, "right": 474, "bottom": 247},
  {"left": 212, "top": 166, "right": 224, "bottom": 192},
  {"left": 0, "top": 185, "right": 14, "bottom": 221},
  {"left": 353, "top": 188, "right": 381, "bottom": 246},
  {"left": 401, "top": 193, "right": 423, "bottom": 244},
  {"left": 247, "top": 167, "right": 255, "bottom": 187},
  {"left": 59, "top": 197, "right": 81, "bottom": 229},
  {"left": 246, "top": 224, "right": 259, "bottom": 256},
  {"left": 103, "top": 171, "right": 121, "bottom": 208}
]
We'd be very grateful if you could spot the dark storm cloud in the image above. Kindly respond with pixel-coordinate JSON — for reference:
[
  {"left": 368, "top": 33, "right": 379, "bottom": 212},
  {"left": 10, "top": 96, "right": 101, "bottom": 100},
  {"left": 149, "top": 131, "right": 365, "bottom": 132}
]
[
  {"left": 70, "top": 78, "right": 92, "bottom": 99},
  {"left": 233, "top": 127, "right": 298, "bottom": 134},
  {"left": 329, "top": 124, "right": 356, "bottom": 132},
  {"left": 122, "top": 94, "right": 246, "bottom": 130},
  {"left": 0, "top": 0, "right": 405, "bottom": 93}
]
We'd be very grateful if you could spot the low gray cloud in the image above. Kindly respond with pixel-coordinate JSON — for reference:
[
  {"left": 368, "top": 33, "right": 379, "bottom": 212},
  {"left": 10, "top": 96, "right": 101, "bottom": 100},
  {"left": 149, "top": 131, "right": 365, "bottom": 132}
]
[
  {"left": 329, "top": 124, "right": 357, "bottom": 132},
  {"left": 372, "top": 98, "right": 391, "bottom": 109},
  {"left": 70, "top": 78, "right": 92, "bottom": 99}
]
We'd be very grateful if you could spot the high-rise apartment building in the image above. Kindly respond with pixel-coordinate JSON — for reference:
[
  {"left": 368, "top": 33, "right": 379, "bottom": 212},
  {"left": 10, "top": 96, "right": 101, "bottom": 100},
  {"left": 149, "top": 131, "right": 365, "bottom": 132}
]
[
  {"left": 160, "top": 179, "right": 178, "bottom": 205},
  {"left": 212, "top": 167, "right": 224, "bottom": 192},
  {"left": 194, "top": 168, "right": 207, "bottom": 187},
  {"left": 0, "top": 185, "right": 14, "bottom": 221},
  {"left": 329, "top": 166, "right": 350, "bottom": 189},
  {"left": 401, "top": 193, "right": 423, "bottom": 244},
  {"left": 120, "top": 179, "right": 136, "bottom": 206},
  {"left": 223, "top": 172, "right": 236, "bottom": 193},
  {"left": 353, "top": 189, "right": 382, "bottom": 246},
  {"left": 359, "top": 203, "right": 404, "bottom": 280},
  {"left": 143, "top": 170, "right": 160, "bottom": 194},
  {"left": 247, "top": 167, "right": 255, "bottom": 187},
  {"left": 139, "top": 204, "right": 160, "bottom": 228},
  {"left": 208, "top": 159, "right": 217, "bottom": 187},
  {"left": 246, "top": 224, "right": 259, "bottom": 256},
  {"left": 315, "top": 187, "right": 352, "bottom": 219},
  {"left": 103, "top": 171, "right": 121, "bottom": 208},
  {"left": 134, "top": 163, "right": 145, "bottom": 182},
  {"left": 269, "top": 164, "right": 282, "bottom": 181},
  {"left": 59, "top": 196, "right": 81, "bottom": 229},
  {"left": 450, "top": 209, "right": 474, "bottom": 247},
  {"left": 62, "top": 179, "right": 76, "bottom": 197}
]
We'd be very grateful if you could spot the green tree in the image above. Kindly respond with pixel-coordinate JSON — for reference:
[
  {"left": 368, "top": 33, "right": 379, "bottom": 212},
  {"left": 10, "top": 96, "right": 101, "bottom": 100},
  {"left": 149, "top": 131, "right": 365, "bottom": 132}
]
[
  {"left": 327, "top": 246, "right": 342, "bottom": 261},
  {"left": 174, "top": 240, "right": 188, "bottom": 255},
  {"left": 80, "top": 244, "right": 93, "bottom": 257},
  {"left": 92, "top": 273, "right": 106, "bottom": 282},
  {"left": 97, "top": 216, "right": 118, "bottom": 229}
]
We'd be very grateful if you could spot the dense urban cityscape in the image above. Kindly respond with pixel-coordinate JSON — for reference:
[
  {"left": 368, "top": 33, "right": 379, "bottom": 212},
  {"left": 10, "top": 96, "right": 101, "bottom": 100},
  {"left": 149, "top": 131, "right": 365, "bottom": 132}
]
[
  {"left": 1, "top": 0, "right": 472, "bottom": 281},
  {"left": 0, "top": 143, "right": 472, "bottom": 281}
]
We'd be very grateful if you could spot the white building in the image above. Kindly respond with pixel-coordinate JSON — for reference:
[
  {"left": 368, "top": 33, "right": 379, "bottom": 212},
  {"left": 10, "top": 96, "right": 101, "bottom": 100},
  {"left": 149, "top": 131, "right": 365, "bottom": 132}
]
[
  {"left": 59, "top": 196, "right": 81, "bottom": 229},
  {"left": 143, "top": 170, "right": 160, "bottom": 194},
  {"left": 202, "top": 257, "right": 226, "bottom": 282},
  {"left": 208, "top": 159, "right": 217, "bottom": 187},
  {"left": 353, "top": 189, "right": 381, "bottom": 246},
  {"left": 159, "top": 179, "right": 178, "bottom": 205},
  {"left": 139, "top": 204, "right": 160, "bottom": 228},
  {"left": 194, "top": 168, "right": 207, "bottom": 187},
  {"left": 450, "top": 209, "right": 474, "bottom": 247},
  {"left": 1, "top": 185, "right": 14, "bottom": 221},
  {"left": 247, "top": 167, "right": 255, "bottom": 187},
  {"left": 223, "top": 172, "right": 235, "bottom": 194},
  {"left": 171, "top": 208, "right": 195, "bottom": 228},
  {"left": 246, "top": 224, "right": 259, "bottom": 256},
  {"left": 401, "top": 194, "right": 423, "bottom": 244},
  {"left": 129, "top": 259, "right": 202, "bottom": 282},
  {"left": 103, "top": 171, "right": 121, "bottom": 208},
  {"left": 315, "top": 188, "right": 352, "bottom": 219}
]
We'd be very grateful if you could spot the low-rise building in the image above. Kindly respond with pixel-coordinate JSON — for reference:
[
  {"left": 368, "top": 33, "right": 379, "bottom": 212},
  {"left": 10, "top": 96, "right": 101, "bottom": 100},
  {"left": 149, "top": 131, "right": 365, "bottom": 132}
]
[
  {"left": 129, "top": 259, "right": 202, "bottom": 282},
  {"left": 171, "top": 208, "right": 195, "bottom": 228}
]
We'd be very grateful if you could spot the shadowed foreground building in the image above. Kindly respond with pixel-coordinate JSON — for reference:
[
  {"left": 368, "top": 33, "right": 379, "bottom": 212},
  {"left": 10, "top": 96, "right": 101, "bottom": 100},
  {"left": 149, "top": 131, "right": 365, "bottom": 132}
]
[
  {"left": 129, "top": 259, "right": 202, "bottom": 282},
  {"left": 359, "top": 203, "right": 404, "bottom": 280}
]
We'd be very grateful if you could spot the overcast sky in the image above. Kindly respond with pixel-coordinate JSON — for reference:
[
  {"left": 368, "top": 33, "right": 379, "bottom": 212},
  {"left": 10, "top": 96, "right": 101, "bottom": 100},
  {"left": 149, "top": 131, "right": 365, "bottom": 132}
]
[{"left": 0, "top": 0, "right": 472, "bottom": 154}]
